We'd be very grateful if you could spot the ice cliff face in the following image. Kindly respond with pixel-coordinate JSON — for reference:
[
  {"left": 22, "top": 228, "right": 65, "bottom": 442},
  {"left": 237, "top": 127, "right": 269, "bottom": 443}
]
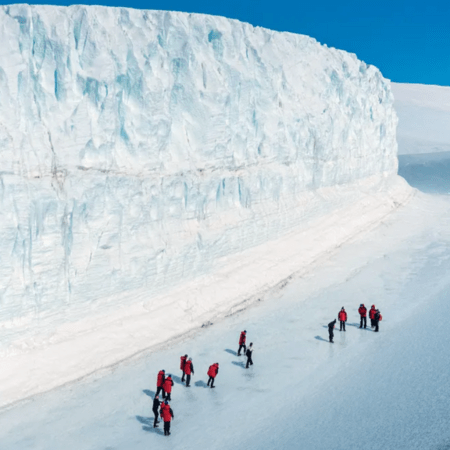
[{"left": 0, "top": 5, "right": 398, "bottom": 325}]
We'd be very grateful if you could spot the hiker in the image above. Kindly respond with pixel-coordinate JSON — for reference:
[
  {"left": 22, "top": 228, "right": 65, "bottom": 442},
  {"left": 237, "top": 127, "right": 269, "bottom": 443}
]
[
  {"left": 246, "top": 343, "right": 254, "bottom": 368},
  {"left": 328, "top": 319, "right": 336, "bottom": 343},
  {"left": 156, "top": 370, "right": 165, "bottom": 397},
  {"left": 374, "top": 309, "right": 383, "bottom": 332},
  {"left": 152, "top": 395, "right": 161, "bottom": 428},
  {"left": 180, "top": 354, "right": 188, "bottom": 382},
  {"left": 160, "top": 400, "right": 174, "bottom": 436},
  {"left": 338, "top": 307, "right": 347, "bottom": 331},
  {"left": 369, "top": 305, "right": 377, "bottom": 328},
  {"left": 238, "top": 330, "right": 247, "bottom": 356},
  {"left": 358, "top": 304, "right": 367, "bottom": 329},
  {"left": 163, "top": 374, "right": 174, "bottom": 401},
  {"left": 184, "top": 357, "right": 194, "bottom": 387},
  {"left": 207, "top": 362, "right": 219, "bottom": 388}
]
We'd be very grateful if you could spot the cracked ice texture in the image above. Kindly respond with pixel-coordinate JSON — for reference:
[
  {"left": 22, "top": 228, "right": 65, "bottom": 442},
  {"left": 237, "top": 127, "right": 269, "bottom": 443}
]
[{"left": 0, "top": 5, "right": 398, "bottom": 324}]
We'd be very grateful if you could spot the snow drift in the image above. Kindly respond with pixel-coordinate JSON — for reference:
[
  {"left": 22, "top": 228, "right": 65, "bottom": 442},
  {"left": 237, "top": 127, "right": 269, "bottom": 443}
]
[{"left": 0, "top": 5, "right": 410, "bottom": 405}]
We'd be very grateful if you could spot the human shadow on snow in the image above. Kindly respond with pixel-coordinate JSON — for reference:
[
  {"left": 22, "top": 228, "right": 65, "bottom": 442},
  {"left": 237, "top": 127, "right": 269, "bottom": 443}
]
[
  {"left": 225, "top": 349, "right": 237, "bottom": 356},
  {"left": 143, "top": 389, "right": 156, "bottom": 398},
  {"left": 347, "top": 323, "right": 374, "bottom": 332},
  {"left": 195, "top": 380, "right": 208, "bottom": 388},
  {"left": 171, "top": 375, "right": 184, "bottom": 385},
  {"left": 136, "top": 416, "right": 164, "bottom": 435},
  {"left": 314, "top": 336, "right": 329, "bottom": 343},
  {"left": 232, "top": 361, "right": 246, "bottom": 369}
]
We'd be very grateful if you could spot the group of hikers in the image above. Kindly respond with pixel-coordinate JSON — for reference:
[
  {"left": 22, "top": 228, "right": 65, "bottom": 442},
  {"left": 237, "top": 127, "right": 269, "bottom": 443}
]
[
  {"left": 151, "top": 330, "right": 254, "bottom": 436},
  {"left": 150, "top": 306, "right": 382, "bottom": 436},
  {"left": 328, "top": 304, "right": 383, "bottom": 343}
]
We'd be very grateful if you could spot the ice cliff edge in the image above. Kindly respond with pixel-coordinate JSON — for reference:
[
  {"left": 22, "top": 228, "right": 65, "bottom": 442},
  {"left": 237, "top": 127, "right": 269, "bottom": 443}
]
[{"left": 0, "top": 5, "right": 406, "bottom": 398}]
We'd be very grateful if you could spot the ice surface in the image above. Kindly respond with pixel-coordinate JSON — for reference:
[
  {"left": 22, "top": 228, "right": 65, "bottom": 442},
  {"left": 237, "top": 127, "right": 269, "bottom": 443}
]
[
  {"left": 1, "top": 185, "right": 449, "bottom": 450},
  {"left": 0, "top": 5, "right": 405, "bottom": 404}
]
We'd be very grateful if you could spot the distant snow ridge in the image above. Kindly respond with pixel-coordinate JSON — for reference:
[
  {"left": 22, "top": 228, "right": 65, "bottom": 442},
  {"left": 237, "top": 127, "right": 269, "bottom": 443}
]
[{"left": 0, "top": 5, "right": 398, "bottom": 326}]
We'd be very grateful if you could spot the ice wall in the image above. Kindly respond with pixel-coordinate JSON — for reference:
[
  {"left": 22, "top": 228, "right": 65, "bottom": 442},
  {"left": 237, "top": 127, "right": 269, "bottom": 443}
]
[{"left": 0, "top": 5, "right": 398, "bottom": 328}]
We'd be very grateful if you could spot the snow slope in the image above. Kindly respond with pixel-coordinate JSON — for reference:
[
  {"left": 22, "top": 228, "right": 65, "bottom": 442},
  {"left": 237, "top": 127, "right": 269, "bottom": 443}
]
[
  {"left": 393, "top": 82, "right": 450, "bottom": 193},
  {"left": 392, "top": 82, "right": 450, "bottom": 154}
]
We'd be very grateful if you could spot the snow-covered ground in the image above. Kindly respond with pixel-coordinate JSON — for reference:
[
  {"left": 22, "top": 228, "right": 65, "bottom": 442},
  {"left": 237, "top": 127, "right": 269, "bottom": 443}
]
[
  {"left": 1, "top": 175, "right": 449, "bottom": 450},
  {"left": 1, "top": 82, "right": 450, "bottom": 449},
  {"left": 392, "top": 82, "right": 450, "bottom": 154}
]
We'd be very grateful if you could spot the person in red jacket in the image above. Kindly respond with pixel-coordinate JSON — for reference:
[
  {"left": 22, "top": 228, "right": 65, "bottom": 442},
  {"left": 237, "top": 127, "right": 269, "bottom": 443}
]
[
  {"left": 374, "top": 309, "right": 382, "bottom": 332},
  {"left": 237, "top": 330, "right": 247, "bottom": 356},
  {"left": 156, "top": 370, "right": 165, "bottom": 398},
  {"left": 338, "top": 307, "right": 347, "bottom": 331},
  {"left": 369, "top": 305, "right": 377, "bottom": 328},
  {"left": 207, "top": 363, "right": 219, "bottom": 388},
  {"left": 160, "top": 400, "right": 174, "bottom": 436},
  {"left": 163, "top": 374, "right": 174, "bottom": 401},
  {"left": 184, "top": 357, "right": 194, "bottom": 387},
  {"left": 358, "top": 304, "right": 367, "bottom": 329},
  {"left": 180, "top": 354, "right": 188, "bottom": 382}
]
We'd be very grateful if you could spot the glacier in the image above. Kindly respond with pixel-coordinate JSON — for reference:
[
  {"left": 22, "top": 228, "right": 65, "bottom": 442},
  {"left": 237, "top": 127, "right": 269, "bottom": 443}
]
[{"left": 0, "top": 5, "right": 409, "bottom": 405}]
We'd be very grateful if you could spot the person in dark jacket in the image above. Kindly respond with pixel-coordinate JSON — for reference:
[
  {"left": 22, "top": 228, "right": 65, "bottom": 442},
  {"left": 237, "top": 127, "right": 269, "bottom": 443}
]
[
  {"left": 245, "top": 343, "right": 254, "bottom": 368},
  {"left": 207, "top": 363, "right": 219, "bottom": 388},
  {"left": 358, "top": 304, "right": 367, "bottom": 329},
  {"left": 238, "top": 330, "right": 247, "bottom": 356},
  {"left": 184, "top": 357, "right": 194, "bottom": 387},
  {"left": 163, "top": 374, "right": 174, "bottom": 401},
  {"left": 160, "top": 400, "right": 174, "bottom": 436},
  {"left": 369, "top": 305, "right": 376, "bottom": 328},
  {"left": 180, "top": 355, "right": 187, "bottom": 382},
  {"left": 152, "top": 395, "right": 161, "bottom": 428},
  {"left": 328, "top": 319, "right": 336, "bottom": 343},
  {"left": 374, "top": 309, "right": 382, "bottom": 332},
  {"left": 338, "top": 307, "right": 347, "bottom": 331},
  {"left": 156, "top": 370, "right": 165, "bottom": 398}
]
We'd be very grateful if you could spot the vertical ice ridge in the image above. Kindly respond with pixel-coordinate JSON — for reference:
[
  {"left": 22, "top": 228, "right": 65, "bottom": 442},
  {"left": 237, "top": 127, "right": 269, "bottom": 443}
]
[{"left": 0, "top": 5, "right": 399, "bottom": 327}]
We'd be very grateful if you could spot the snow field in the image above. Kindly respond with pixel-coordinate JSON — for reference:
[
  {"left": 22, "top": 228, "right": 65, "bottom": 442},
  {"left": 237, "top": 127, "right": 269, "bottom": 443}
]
[
  {"left": 0, "top": 174, "right": 412, "bottom": 408},
  {"left": 1, "top": 188, "right": 450, "bottom": 450},
  {"left": 392, "top": 82, "right": 450, "bottom": 154}
]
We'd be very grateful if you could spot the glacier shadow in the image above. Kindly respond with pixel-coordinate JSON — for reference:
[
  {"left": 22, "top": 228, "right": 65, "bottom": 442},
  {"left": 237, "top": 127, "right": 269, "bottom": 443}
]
[{"left": 398, "top": 152, "right": 450, "bottom": 194}]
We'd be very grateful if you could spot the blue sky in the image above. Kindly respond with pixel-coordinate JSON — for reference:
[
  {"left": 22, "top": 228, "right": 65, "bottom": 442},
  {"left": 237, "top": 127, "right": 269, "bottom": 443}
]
[{"left": 5, "top": 0, "right": 449, "bottom": 85}]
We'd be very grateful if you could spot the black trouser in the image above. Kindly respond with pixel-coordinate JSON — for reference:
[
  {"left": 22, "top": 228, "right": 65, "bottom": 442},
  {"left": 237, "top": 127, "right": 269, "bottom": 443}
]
[
  {"left": 164, "top": 421, "right": 171, "bottom": 435},
  {"left": 329, "top": 330, "right": 334, "bottom": 342},
  {"left": 156, "top": 386, "right": 164, "bottom": 397},
  {"left": 165, "top": 392, "right": 171, "bottom": 401},
  {"left": 181, "top": 371, "right": 185, "bottom": 382},
  {"left": 340, "top": 321, "right": 346, "bottom": 331},
  {"left": 370, "top": 318, "right": 374, "bottom": 327},
  {"left": 374, "top": 320, "right": 379, "bottom": 332},
  {"left": 360, "top": 316, "right": 367, "bottom": 328},
  {"left": 153, "top": 410, "right": 159, "bottom": 427},
  {"left": 186, "top": 374, "right": 191, "bottom": 386},
  {"left": 207, "top": 376, "right": 215, "bottom": 387},
  {"left": 246, "top": 356, "right": 253, "bottom": 368},
  {"left": 238, "top": 344, "right": 246, "bottom": 356}
]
